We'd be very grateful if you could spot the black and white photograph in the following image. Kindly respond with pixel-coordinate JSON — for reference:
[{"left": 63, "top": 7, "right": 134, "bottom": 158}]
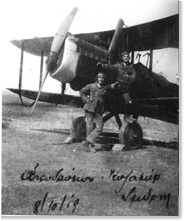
[{"left": 1, "top": 0, "right": 179, "bottom": 216}]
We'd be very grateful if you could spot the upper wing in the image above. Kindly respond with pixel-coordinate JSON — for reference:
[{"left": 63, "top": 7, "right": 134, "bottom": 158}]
[
  {"left": 10, "top": 29, "right": 113, "bottom": 56},
  {"left": 123, "top": 14, "right": 179, "bottom": 52},
  {"left": 75, "top": 14, "right": 179, "bottom": 52},
  {"left": 11, "top": 37, "right": 53, "bottom": 56},
  {"left": 10, "top": 14, "right": 178, "bottom": 56}
]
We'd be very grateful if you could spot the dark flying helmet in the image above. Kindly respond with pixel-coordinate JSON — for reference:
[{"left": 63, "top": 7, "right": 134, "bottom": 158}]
[
  {"left": 120, "top": 51, "right": 129, "bottom": 57},
  {"left": 96, "top": 71, "right": 106, "bottom": 80},
  {"left": 97, "top": 71, "right": 106, "bottom": 77}
]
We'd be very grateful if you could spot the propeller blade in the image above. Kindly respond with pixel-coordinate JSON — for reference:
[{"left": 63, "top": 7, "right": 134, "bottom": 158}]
[
  {"left": 30, "top": 70, "right": 49, "bottom": 114},
  {"left": 108, "top": 18, "right": 124, "bottom": 53},
  {"left": 51, "top": 7, "right": 78, "bottom": 53}
]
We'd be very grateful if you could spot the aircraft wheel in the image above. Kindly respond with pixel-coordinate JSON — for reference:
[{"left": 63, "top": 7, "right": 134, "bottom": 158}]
[
  {"left": 71, "top": 116, "right": 86, "bottom": 142},
  {"left": 119, "top": 122, "right": 143, "bottom": 150}
]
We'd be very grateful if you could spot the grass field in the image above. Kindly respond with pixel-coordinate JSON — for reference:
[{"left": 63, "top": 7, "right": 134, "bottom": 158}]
[{"left": 1, "top": 90, "right": 179, "bottom": 216}]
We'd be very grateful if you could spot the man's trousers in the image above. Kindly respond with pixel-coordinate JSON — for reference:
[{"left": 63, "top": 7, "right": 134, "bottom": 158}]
[{"left": 85, "top": 111, "right": 103, "bottom": 144}]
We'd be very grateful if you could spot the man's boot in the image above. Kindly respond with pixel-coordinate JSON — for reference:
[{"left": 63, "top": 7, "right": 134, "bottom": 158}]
[
  {"left": 124, "top": 114, "right": 136, "bottom": 124},
  {"left": 81, "top": 140, "right": 96, "bottom": 153},
  {"left": 89, "top": 143, "right": 96, "bottom": 153},
  {"left": 82, "top": 140, "right": 90, "bottom": 151}
]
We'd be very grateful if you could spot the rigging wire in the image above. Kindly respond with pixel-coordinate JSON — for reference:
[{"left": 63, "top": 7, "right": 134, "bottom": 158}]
[{"left": 152, "top": 49, "right": 167, "bottom": 68}]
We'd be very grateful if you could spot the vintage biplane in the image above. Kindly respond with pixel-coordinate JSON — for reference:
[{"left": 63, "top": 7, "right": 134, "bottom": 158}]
[{"left": 8, "top": 7, "right": 179, "bottom": 149}]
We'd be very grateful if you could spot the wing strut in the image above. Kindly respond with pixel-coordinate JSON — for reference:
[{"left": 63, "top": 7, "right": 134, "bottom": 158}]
[
  {"left": 18, "top": 43, "right": 35, "bottom": 107},
  {"left": 19, "top": 43, "right": 24, "bottom": 90},
  {"left": 149, "top": 49, "right": 153, "bottom": 71},
  {"left": 39, "top": 51, "right": 44, "bottom": 89}
]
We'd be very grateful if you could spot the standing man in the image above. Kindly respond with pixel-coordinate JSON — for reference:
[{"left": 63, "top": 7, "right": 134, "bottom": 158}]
[
  {"left": 80, "top": 71, "right": 116, "bottom": 153},
  {"left": 98, "top": 51, "right": 136, "bottom": 123}
]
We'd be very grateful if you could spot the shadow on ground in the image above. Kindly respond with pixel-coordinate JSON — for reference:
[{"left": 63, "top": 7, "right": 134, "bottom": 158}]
[{"left": 30, "top": 128, "right": 178, "bottom": 150}]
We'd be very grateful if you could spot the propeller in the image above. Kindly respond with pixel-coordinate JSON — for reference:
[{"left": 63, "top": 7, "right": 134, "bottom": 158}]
[
  {"left": 30, "top": 7, "right": 78, "bottom": 114},
  {"left": 108, "top": 18, "right": 124, "bottom": 54}
]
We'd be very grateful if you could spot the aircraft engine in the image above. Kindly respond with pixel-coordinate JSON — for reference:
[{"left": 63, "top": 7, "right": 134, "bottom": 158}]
[{"left": 50, "top": 36, "right": 112, "bottom": 85}]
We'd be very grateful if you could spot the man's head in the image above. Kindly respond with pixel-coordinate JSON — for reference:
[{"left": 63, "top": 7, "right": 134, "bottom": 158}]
[
  {"left": 120, "top": 51, "right": 130, "bottom": 63},
  {"left": 96, "top": 71, "right": 106, "bottom": 86}
]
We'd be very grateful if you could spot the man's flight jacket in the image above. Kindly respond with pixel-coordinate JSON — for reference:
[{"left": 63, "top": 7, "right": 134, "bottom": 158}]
[{"left": 80, "top": 82, "right": 111, "bottom": 115}]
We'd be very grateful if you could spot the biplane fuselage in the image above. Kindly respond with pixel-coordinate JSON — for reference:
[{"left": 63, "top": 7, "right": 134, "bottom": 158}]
[{"left": 47, "top": 34, "right": 178, "bottom": 125}]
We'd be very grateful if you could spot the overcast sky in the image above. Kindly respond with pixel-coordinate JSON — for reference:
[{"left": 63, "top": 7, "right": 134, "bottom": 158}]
[
  {"left": 0, "top": 0, "right": 179, "bottom": 39},
  {"left": 0, "top": 0, "right": 180, "bottom": 93}
]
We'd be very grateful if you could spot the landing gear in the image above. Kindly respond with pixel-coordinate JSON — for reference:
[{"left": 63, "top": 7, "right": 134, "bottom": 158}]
[
  {"left": 71, "top": 116, "right": 86, "bottom": 142},
  {"left": 119, "top": 122, "right": 143, "bottom": 150},
  {"left": 70, "top": 114, "right": 143, "bottom": 150}
]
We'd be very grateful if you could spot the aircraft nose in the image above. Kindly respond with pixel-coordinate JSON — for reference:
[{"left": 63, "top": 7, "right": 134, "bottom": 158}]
[{"left": 50, "top": 37, "right": 79, "bottom": 83}]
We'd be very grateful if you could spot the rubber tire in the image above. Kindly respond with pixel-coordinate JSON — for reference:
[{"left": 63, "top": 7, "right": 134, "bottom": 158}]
[
  {"left": 71, "top": 116, "right": 86, "bottom": 142},
  {"left": 119, "top": 122, "right": 143, "bottom": 150}
]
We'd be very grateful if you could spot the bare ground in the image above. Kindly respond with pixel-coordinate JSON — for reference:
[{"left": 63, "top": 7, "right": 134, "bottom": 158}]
[{"left": 1, "top": 91, "right": 179, "bottom": 216}]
